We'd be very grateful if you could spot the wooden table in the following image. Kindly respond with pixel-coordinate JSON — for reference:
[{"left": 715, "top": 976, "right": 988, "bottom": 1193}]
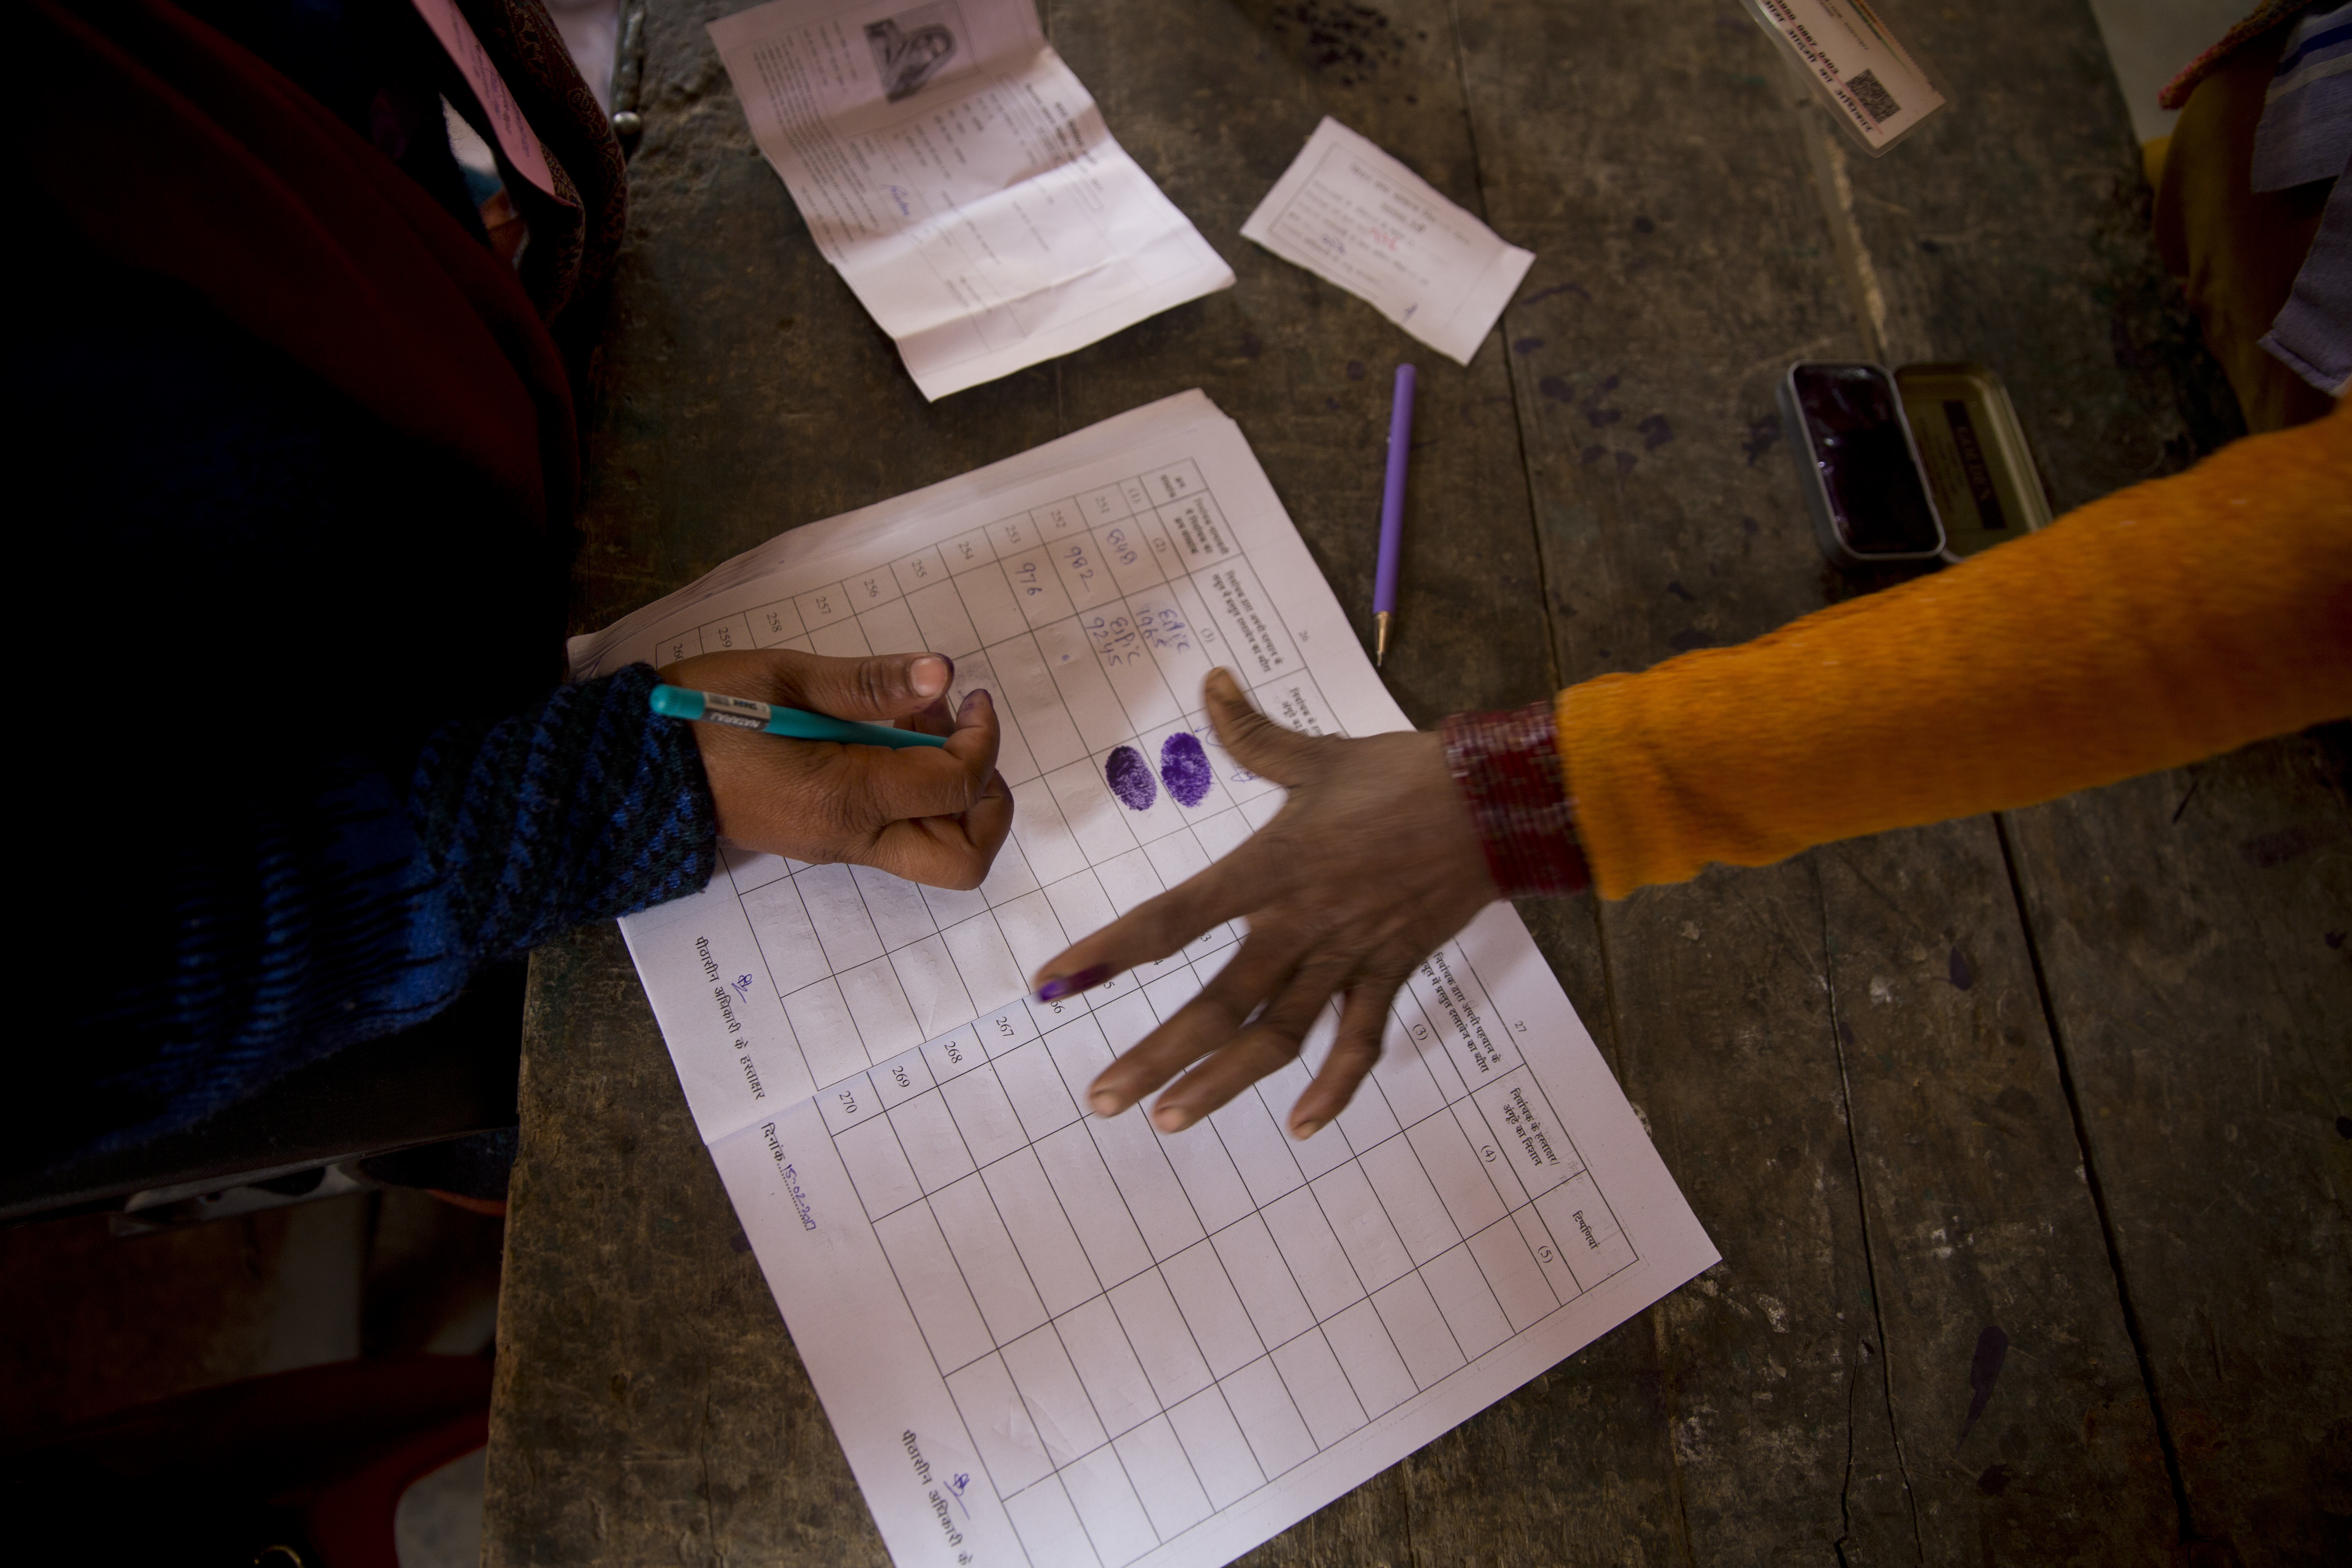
[{"left": 484, "top": 2, "right": 2351, "bottom": 1561}]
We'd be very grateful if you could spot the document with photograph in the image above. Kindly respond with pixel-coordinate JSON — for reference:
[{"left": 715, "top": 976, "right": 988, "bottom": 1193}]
[{"left": 710, "top": 0, "right": 1234, "bottom": 400}]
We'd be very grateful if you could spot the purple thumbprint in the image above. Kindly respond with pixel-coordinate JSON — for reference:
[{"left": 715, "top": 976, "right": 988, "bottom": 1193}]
[
  {"left": 1159, "top": 731, "right": 1214, "bottom": 807},
  {"left": 1105, "top": 745, "right": 1157, "bottom": 810}
]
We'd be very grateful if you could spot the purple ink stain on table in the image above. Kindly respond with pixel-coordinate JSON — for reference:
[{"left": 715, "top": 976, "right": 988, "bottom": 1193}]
[
  {"left": 1159, "top": 732, "right": 1214, "bottom": 807},
  {"left": 1106, "top": 745, "right": 1157, "bottom": 810}
]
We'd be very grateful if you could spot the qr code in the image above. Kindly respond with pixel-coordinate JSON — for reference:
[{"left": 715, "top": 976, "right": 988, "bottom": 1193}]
[{"left": 1847, "top": 69, "right": 1901, "bottom": 122}]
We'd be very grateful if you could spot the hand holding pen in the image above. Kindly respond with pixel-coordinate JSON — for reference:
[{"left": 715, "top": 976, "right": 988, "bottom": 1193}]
[{"left": 655, "top": 648, "right": 1013, "bottom": 891}]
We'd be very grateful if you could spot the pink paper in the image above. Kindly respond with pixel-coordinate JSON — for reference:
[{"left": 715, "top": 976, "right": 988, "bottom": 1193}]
[{"left": 408, "top": 0, "right": 571, "bottom": 204}]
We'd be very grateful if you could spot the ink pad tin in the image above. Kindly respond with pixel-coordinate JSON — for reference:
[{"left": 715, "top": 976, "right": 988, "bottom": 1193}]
[
  {"left": 1893, "top": 362, "right": 2051, "bottom": 561},
  {"left": 1777, "top": 361, "right": 1947, "bottom": 570},
  {"left": 1778, "top": 359, "right": 2048, "bottom": 571}
]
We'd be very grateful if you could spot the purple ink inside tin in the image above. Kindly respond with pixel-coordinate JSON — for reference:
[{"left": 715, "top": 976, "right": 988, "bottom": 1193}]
[
  {"left": 1159, "top": 732, "right": 1214, "bottom": 807},
  {"left": 1105, "top": 746, "right": 1157, "bottom": 810}
]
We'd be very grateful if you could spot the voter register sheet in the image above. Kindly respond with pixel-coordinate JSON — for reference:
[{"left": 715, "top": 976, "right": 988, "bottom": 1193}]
[
  {"left": 710, "top": 0, "right": 1234, "bottom": 400},
  {"left": 570, "top": 392, "right": 1717, "bottom": 1568}
]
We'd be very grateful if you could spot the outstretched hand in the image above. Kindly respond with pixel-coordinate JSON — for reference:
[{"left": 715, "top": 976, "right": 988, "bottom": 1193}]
[
  {"left": 661, "top": 648, "right": 1012, "bottom": 890},
  {"left": 1035, "top": 669, "right": 1500, "bottom": 1140}
]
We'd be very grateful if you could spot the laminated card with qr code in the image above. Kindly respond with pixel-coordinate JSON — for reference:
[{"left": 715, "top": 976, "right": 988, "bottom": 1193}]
[
  {"left": 1741, "top": 0, "right": 1947, "bottom": 154},
  {"left": 569, "top": 391, "right": 1717, "bottom": 1568},
  {"left": 708, "top": 0, "right": 1234, "bottom": 401}
]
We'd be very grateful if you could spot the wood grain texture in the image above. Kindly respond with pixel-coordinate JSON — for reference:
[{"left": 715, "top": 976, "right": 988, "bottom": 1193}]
[
  {"left": 1460, "top": 1, "right": 1859, "bottom": 679},
  {"left": 1816, "top": 823, "right": 2177, "bottom": 1561},
  {"left": 490, "top": 921, "right": 890, "bottom": 1564},
  {"left": 2003, "top": 733, "right": 2352, "bottom": 1565}
]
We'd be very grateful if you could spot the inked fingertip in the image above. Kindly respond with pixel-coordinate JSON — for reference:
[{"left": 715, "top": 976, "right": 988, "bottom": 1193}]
[{"left": 1034, "top": 964, "right": 1111, "bottom": 1003}]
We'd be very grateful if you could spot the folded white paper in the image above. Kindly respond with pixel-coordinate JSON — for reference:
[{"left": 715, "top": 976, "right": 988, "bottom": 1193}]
[
  {"left": 710, "top": 0, "right": 1235, "bottom": 400},
  {"left": 1241, "top": 118, "right": 1533, "bottom": 365}
]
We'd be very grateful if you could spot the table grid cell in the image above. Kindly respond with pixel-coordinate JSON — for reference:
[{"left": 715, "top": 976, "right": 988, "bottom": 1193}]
[
  {"left": 1112, "top": 1416, "right": 1213, "bottom": 1540},
  {"left": 1075, "top": 481, "right": 1135, "bottom": 528},
  {"left": 1269, "top": 1326, "right": 1367, "bottom": 1448},
  {"left": 891, "top": 545, "right": 950, "bottom": 600},
  {"left": 855, "top": 595, "right": 923, "bottom": 659},
  {"left": 808, "top": 618, "right": 871, "bottom": 658},
  {"left": 793, "top": 581, "right": 858, "bottom": 631},
  {"left": 1093, "top": 517, "right": 1168, "bottom": 599},
  {"left": 942, "top": 524, "right": 998, "bottom": 574},
  {"left": 697, "top": 612, "right": 753, "bottom": 652},
  {"left": 1029, "top": 497, "right": 1086, "bottom": 540},
  {"left": 1045, "top": 528, "right": 1125, "bottom": 613},
  {"left": 923, "top": 1023, "right": 987, "bottom": 1086},
  {"left": 1057, "top": 1295, "right": 1160, "bottom": 1438},
  {"left": 987, "top": 1148, "right": 1102, "bottom": 1315},
  {"left": 746, "top": 597, "right": 806, "bottom": 645}
]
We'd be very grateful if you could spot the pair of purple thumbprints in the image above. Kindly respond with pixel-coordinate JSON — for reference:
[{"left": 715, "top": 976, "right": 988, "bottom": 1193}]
[{"left": 1105, "top": 732, "right": 1214, "bottom": 811}]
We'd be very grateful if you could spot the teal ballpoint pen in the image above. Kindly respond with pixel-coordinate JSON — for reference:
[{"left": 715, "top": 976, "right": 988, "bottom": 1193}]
[{"left": 649, "top": 684, "right": 949, "bottom": 749}]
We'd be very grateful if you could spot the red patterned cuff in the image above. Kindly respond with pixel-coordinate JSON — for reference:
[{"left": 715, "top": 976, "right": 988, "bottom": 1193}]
[{"left": 1441, "top": 702, "right": 1592, "bottom": 900}]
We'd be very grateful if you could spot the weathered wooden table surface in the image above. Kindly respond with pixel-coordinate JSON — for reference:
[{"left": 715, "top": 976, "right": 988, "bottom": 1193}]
[{"left": 485, "top": 1, "right": 2351, "bottom": 1562}]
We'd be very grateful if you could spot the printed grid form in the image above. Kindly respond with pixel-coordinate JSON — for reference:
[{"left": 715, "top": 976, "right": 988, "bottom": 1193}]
[
  {"left": 646, "top": 458, "right": 1643, "bottom": 1564},
  {"left": 818, "top": 940, "right": 1640, "bottom": 1568},
  {"left": 675, "top": 461, "right": 1356, "bottom": 1097}
]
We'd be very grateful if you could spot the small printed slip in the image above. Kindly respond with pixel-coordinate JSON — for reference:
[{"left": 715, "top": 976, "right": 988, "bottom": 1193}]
[{"left": 1241, "top": 118, "right": 1535, "bottom": 366}]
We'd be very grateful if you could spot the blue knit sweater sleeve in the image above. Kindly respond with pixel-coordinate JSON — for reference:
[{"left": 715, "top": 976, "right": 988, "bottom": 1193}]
[
  {"left": 45, "top": 665, "right": 717, "bottom": 1166},
  {"left": 407, "top": 662, "right": 718, "bottom": 965}
]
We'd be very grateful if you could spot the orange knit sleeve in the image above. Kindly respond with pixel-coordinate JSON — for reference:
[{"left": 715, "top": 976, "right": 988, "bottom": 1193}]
[{"left": 1557, "top": 400, "right": 2352, "bottom": 900}]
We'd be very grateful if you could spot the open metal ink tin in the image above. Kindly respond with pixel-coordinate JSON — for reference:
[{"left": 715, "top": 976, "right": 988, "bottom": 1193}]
[
  {"left": 1778, "top": 360, "right": 2049, "bottom": 570},
  {"left": 1894, "top": 362, "right": 2052, "bottom": 560}
]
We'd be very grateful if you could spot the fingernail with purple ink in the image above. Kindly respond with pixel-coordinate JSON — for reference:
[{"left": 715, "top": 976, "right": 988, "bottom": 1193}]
[{"left": 1034, "top": 964, "right": 1111, "bottom": 1003}]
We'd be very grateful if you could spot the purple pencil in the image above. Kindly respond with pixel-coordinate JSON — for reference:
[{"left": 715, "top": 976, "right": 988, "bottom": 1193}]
[{"left": 1373, "top": 363, "right": 1417, "bottom": 666}]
